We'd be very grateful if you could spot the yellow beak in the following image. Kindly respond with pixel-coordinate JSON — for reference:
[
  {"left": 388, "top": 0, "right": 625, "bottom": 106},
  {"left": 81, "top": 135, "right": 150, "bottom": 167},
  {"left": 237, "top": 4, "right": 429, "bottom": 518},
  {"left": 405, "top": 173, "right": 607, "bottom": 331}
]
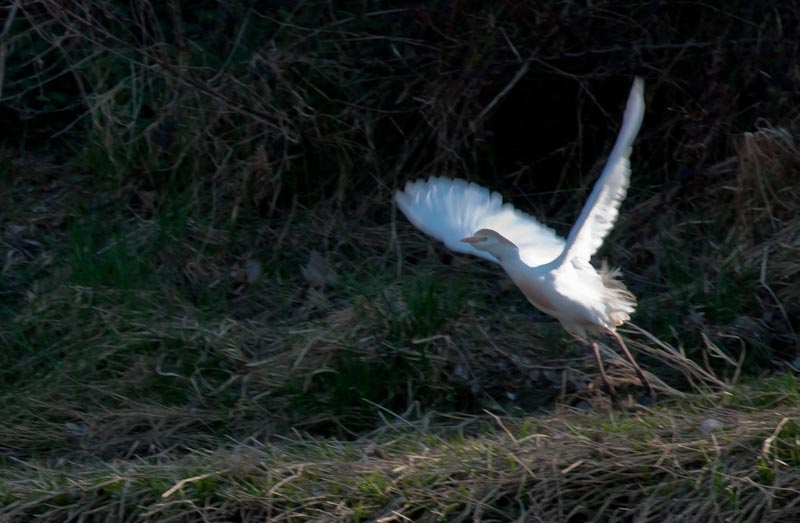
[{"left": 460, "top": 236, "right": 485, "bottom": 244}]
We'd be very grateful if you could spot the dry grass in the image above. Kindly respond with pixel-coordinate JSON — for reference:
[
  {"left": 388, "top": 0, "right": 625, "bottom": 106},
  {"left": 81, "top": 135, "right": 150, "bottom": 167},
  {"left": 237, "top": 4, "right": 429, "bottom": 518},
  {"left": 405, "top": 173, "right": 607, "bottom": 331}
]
[
  {"left": 4, "top": 399, "right": 800, "bottom": 522},
  {"left": 3, "top": 139, "right": 800, "bottom": 518},
  {"left": 3, "top": 1, "right": 800, "bottom": 520},
  {"left": 734, "top": 127, "right": 800, "bottom": 343}
]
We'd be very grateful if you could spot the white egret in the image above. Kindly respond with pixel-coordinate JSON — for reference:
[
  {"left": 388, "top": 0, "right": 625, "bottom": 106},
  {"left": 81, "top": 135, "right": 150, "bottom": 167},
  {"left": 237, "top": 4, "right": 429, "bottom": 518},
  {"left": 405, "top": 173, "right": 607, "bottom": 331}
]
[{"left": 395, "top": 78, "right": 651, "bottom": 405}]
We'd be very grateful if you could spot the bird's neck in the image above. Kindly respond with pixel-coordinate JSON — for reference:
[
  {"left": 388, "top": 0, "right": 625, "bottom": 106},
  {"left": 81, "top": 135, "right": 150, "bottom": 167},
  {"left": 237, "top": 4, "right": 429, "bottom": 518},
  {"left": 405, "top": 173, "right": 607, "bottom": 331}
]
[
  {"left": 497, "top": 249, "right": 557, "bottom": 314},
  {"left": 498, "top": 249, "right": 554, "bottom": 280},
  {"left": 496, "top": 248, "right": 528, "bottom": 275},
  {"left": 488, "top": 245, "right": 518, "bottom": 265}
]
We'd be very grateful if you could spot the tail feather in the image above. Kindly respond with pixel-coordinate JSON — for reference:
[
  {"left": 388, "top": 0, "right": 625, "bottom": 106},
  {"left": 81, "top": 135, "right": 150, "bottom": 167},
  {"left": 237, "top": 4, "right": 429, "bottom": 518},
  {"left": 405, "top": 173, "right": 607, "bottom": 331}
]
[{"left": 600, "top": 261, "right": 636, "bottom": 326}]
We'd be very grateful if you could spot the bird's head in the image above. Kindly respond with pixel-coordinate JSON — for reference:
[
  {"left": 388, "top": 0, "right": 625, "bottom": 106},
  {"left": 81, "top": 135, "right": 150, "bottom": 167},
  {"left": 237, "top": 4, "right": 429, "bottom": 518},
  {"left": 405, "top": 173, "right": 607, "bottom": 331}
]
[{"left": 460, "top": 228, "right": 518, "bottom": 261}]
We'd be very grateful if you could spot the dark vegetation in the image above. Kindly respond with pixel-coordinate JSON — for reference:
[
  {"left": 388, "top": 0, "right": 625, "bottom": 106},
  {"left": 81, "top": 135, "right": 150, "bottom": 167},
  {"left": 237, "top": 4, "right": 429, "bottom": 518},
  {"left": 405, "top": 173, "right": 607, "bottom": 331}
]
[{"left": 2, "top": 1, "right": 800, "bottom": 520}]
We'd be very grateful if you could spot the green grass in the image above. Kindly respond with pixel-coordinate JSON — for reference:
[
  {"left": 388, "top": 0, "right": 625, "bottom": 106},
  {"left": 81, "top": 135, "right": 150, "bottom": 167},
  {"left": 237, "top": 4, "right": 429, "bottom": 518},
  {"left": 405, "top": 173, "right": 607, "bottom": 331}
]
[
  {"left": 404, "top": 274, "right": 468, "bottom": 339},
  {"left": 4, "top": 400, "right": 800, "bottom": 521},
  {"left": 3, "top": 133, "right": 798, "bottom": 519},
  {"left": 68, "top": 220, "right": 150, "bottom": 289},
  {"left": 3, "top": 1, "right": 800, "bottom": 520}
]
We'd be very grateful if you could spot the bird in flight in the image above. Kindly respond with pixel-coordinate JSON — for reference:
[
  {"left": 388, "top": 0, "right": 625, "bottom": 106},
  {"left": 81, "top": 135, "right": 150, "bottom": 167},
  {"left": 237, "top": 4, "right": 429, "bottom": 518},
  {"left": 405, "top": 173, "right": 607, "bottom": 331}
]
[{"left": 395, "top": 78, "right": 650, "bottom": 406}]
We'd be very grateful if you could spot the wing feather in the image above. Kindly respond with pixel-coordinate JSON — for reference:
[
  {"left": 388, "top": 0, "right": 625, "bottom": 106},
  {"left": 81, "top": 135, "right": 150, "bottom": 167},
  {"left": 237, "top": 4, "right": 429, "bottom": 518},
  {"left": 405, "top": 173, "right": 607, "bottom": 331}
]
[
  {"left": 395, "top": 177, "right": 565, "bottom": 267},
  {"left": 555, "top": 77, "right": 645, "bottom": 267}
]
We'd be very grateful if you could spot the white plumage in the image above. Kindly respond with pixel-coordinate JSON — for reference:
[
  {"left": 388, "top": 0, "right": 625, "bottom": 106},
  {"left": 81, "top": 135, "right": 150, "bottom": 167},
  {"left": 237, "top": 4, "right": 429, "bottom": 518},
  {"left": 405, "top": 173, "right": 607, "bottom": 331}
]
[
  {"left": 394, "top": 177, "right": 565, "bottom": 267},
  {"left": 395, "top": 78, "right": 652, "bottom": 404}
]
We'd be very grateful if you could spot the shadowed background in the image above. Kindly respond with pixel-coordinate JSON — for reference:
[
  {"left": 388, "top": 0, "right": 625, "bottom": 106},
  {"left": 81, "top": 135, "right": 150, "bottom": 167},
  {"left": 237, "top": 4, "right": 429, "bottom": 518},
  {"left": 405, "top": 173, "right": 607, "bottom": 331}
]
[{"left": 2, "top": 1, "right": 800, "bottom": 521}]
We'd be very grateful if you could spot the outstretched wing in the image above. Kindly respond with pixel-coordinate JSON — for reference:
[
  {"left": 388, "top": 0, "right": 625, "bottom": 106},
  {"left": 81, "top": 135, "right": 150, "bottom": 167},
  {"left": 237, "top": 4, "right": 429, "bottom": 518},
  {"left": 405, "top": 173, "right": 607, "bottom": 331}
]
[
  {"left": 555, "top": 77, "right": 645, "bottom": 268},
  {"left": 395, "top": 177, "right": 565, "bottom": 267}
]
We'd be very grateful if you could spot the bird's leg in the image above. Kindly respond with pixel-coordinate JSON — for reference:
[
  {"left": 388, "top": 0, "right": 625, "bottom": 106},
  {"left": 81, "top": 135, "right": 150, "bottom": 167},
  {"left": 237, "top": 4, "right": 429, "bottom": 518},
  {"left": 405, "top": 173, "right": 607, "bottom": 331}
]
[
  {"left": 590, "top": 340, "right": 620, "bottom": 408},
  {"left": 610, "top": 329, "right": 655, "bottom": 400}
]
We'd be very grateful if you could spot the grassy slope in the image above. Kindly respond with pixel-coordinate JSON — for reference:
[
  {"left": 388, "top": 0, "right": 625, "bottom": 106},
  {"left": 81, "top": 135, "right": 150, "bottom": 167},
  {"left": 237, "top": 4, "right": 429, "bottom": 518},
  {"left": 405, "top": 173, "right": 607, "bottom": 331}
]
[
  {"left": 4, "top": 370, "right": 800, "bottom": 521},
  {"left": 2, "top": 148, "right": 800, "bottom": 521},
  {"left": 2, "top": 1, "right": 800, "bottom": 521}
]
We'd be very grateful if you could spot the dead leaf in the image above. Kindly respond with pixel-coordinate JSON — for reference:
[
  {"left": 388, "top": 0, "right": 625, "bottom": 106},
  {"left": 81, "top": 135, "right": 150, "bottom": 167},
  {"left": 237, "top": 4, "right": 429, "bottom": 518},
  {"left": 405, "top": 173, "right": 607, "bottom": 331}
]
[
  {"left": 230, "top": 257, "right": 262, "bottom": 284},
  {"left": 302, "top": 249, "right": 338, "bottom": 288},
  {"left": 243, "top": 258, "right": 262, "bottom": 283},
  {"left": 137, "top": 190, "right": 157, "bottom": 214}
]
